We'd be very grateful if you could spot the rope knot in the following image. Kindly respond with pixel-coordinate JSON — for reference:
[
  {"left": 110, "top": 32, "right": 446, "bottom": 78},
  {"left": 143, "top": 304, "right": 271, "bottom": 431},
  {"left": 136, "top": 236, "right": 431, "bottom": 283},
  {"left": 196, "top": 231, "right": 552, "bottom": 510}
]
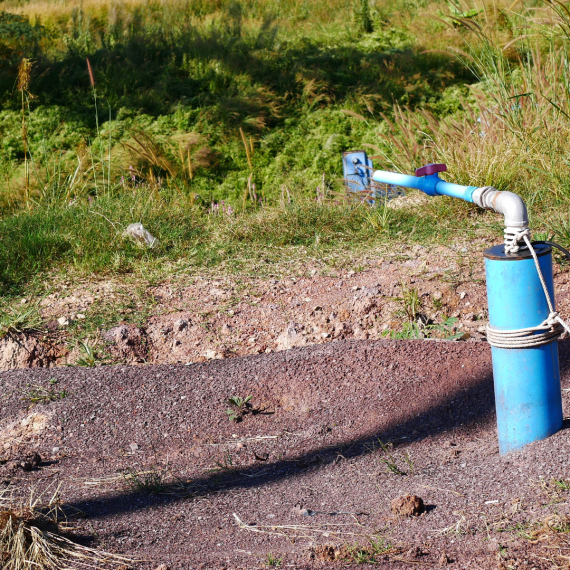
[
  {"left": 504, "top": 227, "right": 531, "bottom": 254},
  {"left": 487, "top": 236, "right": 570, "bottom": 348},
  {"left": 547, "top": 312, "right": 560, "bottom": 327}
]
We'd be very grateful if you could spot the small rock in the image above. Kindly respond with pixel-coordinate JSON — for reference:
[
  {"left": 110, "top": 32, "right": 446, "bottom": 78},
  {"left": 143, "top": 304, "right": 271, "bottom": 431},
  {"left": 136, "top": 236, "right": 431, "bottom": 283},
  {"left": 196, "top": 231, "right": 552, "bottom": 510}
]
[
  {"left": 154, "top": 565, "right": 169, "bottom": 570},
  {"left": 334, "top": 322, "right": 352, "bottom": 338},
  {"left": 57, "top": 317, "right": 70, "bottom": 326},
  {"left": 292, "top": 504, "right": 311, "bottom": 517},
  {"left": 20, "top": 298, "right": 28, "bottom": 304},
  {"left": 459, "top": 291, "right": 467, "bottom": 299},
  {"left": 18, "top": 452, "right": 41, "bottom": 472},
  {"left": 353, "top": 325, "right": 368, "bottom": 340},
  {"left": 174, "top": 318, "right": 188, "bottom": 332},
  {"left": 130, "top": 443, "right": 139, "bottom": 452},
  {"left": 275, "top": 322, "right": 307, "bottom": 351},
  {"left": 433, "top": 291, "right": 443, "bottom": 301},
  {"left": 391, "top": 494, "right": 425, "bottom": 517},
  {"left": 204, "top": 350, "right": 223, "bottom": 360},
  {"left": 439, "top": 553, "right": 450, "bottom": 566},
  {"left": 52, "top": 447, "right": 60, "bottom": 453},
  {"left": 76, "top": 313, "right": 86, "bottom": 319},
  {"left": 321, "top": 332, "right": 330, "bottom": 338}
]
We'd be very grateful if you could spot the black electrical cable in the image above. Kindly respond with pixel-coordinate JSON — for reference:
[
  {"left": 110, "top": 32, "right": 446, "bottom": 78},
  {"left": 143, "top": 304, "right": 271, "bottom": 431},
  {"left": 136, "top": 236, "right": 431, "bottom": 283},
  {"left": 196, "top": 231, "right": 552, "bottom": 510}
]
[{"left": 532, "top": 241, "right": 570, "bottom": 262}]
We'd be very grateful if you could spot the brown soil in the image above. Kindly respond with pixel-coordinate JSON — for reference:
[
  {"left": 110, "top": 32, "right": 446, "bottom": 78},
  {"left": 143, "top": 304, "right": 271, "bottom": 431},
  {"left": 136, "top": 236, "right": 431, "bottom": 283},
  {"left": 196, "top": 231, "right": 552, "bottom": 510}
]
[
  {"left": 8, "top": 239, "right": 570, "bottom": 370},
  {"left": 391, "top": 494, "right": 425, "bottom": 517},
  {"left": 1, "top": 339, "right": 570, "bottom": 569}
]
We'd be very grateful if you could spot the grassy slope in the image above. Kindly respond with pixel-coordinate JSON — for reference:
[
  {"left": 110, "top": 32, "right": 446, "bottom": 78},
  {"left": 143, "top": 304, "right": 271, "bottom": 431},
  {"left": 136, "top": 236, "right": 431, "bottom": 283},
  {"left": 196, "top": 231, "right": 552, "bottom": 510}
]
[{"left": 1, "top": 0, "right": 569, "bottom": 303}]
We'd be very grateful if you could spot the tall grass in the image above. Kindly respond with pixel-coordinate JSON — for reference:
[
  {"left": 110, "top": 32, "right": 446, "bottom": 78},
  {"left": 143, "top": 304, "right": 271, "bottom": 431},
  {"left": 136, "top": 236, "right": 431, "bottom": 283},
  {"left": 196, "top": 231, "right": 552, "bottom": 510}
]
[
  {"left": 374, "top": 1, "right": 570, "bottom": 231},
  {"left": 4, "top": 0, "right": 570, "bottom": 296},
  {"left": 0, "top": 0, "right": 474, "bottom": 210}
]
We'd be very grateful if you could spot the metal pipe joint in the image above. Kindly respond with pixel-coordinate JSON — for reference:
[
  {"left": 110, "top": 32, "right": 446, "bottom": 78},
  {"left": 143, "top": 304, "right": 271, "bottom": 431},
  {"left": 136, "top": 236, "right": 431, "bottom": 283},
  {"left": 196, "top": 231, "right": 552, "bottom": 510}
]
[{"left": 472, "top": 186, "right": 529, "bottom": 230}]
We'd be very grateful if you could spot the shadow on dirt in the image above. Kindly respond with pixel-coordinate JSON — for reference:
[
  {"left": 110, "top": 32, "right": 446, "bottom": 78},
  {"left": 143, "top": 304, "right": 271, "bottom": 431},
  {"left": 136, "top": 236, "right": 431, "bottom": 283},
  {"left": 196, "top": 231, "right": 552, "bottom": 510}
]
[
  {"left": 61, "top": 340, "right": 570, "bottom": 520},
  {"left": 68, "top": 356, "right": 499, "bottom": 519}
]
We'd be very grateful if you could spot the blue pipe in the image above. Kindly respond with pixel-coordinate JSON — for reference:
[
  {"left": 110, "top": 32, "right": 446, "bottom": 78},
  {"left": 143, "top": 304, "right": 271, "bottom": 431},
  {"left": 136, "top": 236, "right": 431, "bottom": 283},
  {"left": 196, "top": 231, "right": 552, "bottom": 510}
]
[
  {"left": 371, "top": 170, "right": 478, "bottom": 203},
  {"left": 371, "top": 163, "right": 563, "bottom": 454},
  {"left": 484, "top": 245, "right": 563, "bottom": 454}
]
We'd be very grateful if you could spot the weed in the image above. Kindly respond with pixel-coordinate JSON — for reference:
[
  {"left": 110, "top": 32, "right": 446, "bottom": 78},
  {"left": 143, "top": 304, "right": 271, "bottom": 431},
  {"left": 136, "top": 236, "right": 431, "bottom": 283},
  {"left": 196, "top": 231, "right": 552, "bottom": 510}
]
[
  {"left": 497, "top": 543, "right": 507, "bottom": 559},
  {"left": 378, "top": 439, "right": 406, "bottom": 476},
  {"left": 369, "top": 536, "right": 392, "bottom": 556},
  {"left": 552, "top": 478, "right": 570, "bottom": 491},
  {"left": 538, "top": 477, "right": 570, "bottom": 504},
  {"left": 0, "top": 302, "right": 43, "bottom": 340},
  {"left": 344, "top": 535, "right": 393, "bottom": 563},
  {"left": 73, "top": 339, "right": 109, "bottom": 367},
  {"left": 123, "top": 467, "right": 165, "bottom": 494},
  {"left": 226, "top": 395, "right": 253, "bottom": 422},
  {"left": 382, "top": 316, "right": 460, "bottom": 340},
  {"left": 264, "top": 552, "right": 283, "bottom": 567},
  {"left": 22, "top": 383, "right": 68, "bottom": 404},
  {"left": 396, "top": 282, "right": 421, "bottom": 324}
]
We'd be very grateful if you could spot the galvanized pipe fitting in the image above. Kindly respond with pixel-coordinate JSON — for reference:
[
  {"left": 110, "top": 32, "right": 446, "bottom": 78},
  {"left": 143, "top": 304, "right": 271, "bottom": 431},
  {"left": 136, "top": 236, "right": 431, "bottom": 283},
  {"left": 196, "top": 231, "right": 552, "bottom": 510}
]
[{"left": 472, "top": 186, "right": 529, "bottom": 230}]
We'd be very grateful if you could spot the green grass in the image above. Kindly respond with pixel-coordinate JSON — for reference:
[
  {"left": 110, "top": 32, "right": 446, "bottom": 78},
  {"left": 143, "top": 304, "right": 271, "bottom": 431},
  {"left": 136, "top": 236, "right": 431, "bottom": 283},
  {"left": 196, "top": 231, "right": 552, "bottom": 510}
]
[
  {"left": 0, "top": 300, "right": 43, "bottom": 339},
  {"left": 22, "top": 379, "right": 69, "bottom": 404},
  {"left": 0, "top": 0, "right": 472, "bottom": 211},
  {"left": 0, "top": 185, "right": 470, "bottom": 297},
  {"left": 2, "top": 0, "right": 570, "bottom": 308}
]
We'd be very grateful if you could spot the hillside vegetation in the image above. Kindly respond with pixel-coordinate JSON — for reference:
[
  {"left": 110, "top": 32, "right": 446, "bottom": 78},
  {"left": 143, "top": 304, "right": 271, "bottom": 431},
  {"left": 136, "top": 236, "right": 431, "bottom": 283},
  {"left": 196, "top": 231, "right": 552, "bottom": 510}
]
[{"left": 0, "top": 0, "right": 569, "bottom": 297}]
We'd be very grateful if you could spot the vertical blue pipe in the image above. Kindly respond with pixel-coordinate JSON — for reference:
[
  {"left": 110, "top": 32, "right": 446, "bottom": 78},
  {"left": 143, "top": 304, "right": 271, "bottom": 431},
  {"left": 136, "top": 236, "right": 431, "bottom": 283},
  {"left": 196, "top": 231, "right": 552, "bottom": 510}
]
[{"left": 484, "top": 244, "right": 563, "bottom": 454}]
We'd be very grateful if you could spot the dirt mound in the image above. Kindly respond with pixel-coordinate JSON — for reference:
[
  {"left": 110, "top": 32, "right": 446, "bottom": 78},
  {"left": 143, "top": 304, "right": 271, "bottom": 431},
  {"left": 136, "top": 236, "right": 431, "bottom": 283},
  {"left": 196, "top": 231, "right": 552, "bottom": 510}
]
[
  {"left": 0, "top": 339, "right": 569, "bottom": 568},
  {"left": 2, "top": 242, "right": 509, "bottom": 370},
  {"left": 391, "top": 494, "right": 425, "bottom": 517},
  {"left": 0, "top": 334, "right": 59, "bottom": 370}
]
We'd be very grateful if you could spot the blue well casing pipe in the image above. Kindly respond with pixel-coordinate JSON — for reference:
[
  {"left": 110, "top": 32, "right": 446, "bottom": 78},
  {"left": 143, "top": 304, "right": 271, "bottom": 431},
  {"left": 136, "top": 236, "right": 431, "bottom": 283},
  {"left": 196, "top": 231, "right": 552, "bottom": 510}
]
[
  {"left": 484, "top": 245, "right": 563, "bottom": 454},
  {"left": 371, "top": 162, "right": 563, "bottom": 454}
]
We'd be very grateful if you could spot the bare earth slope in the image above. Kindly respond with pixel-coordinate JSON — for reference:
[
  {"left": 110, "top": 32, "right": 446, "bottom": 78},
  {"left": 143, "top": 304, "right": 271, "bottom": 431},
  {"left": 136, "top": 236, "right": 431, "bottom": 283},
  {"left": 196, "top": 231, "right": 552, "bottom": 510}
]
[{"left": 1, "top": 339, "right": 570, "bottom": 569}]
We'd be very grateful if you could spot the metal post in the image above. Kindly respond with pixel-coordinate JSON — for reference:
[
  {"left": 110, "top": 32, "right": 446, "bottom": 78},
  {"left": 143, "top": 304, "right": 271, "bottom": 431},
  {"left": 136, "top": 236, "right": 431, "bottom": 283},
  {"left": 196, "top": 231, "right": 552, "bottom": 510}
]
[{"left": 484, "top": 244, "right": 563, "bottom": 454}]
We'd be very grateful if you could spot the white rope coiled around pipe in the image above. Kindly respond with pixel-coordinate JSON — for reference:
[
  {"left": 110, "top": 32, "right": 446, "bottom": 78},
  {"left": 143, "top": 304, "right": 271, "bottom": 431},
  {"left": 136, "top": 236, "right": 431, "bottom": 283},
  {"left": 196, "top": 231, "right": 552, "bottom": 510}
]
[{"left": 486, "top": 231, "right": 570, "bottom": 349}]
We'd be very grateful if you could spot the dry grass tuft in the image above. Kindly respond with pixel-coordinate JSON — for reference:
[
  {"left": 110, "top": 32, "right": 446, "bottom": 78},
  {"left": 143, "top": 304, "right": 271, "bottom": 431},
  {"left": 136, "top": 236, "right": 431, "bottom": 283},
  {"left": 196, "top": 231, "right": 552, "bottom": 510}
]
[{"left": 0, "top": 486, "right": 133, "bottom": 569}]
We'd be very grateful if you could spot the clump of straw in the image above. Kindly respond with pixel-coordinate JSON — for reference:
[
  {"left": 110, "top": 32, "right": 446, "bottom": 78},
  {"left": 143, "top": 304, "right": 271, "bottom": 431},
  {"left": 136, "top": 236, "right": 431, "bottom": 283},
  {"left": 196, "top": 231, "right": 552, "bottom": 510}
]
[
  {"left": 0, "top": 486, "right": 132, "bottom": 569},
  {"left": 16, "top": 58, "right": 34, "bottom": 203}
]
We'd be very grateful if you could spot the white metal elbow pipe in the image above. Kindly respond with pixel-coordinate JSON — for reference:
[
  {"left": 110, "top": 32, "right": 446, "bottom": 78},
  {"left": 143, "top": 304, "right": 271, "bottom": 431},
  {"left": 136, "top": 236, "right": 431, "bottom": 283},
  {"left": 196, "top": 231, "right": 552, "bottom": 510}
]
[{"left": 471, "top": 187, "right": 529, "bottom": 229}]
